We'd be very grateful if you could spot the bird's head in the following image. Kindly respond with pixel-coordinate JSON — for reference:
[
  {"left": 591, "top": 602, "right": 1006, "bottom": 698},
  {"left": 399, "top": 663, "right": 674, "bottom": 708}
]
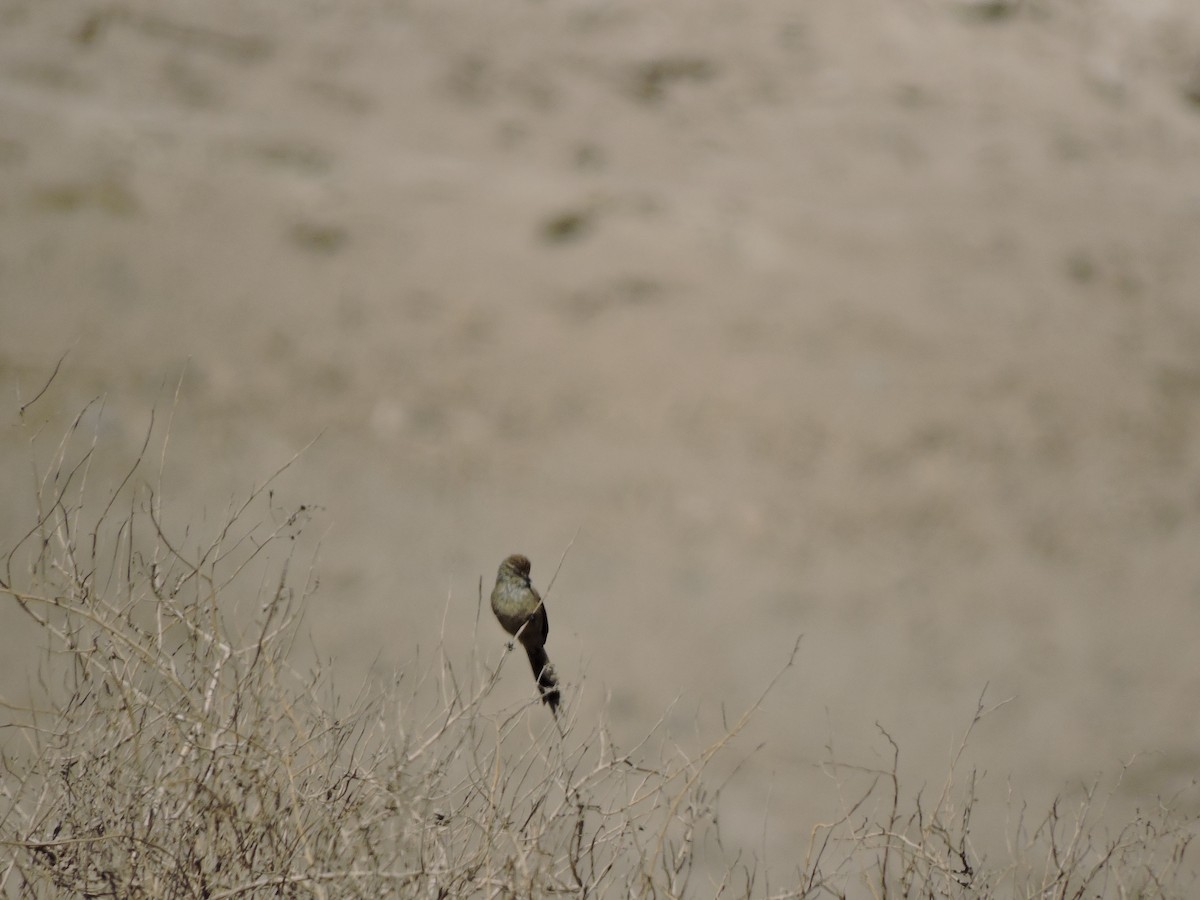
[{"left": 499, "top": 554, "right": 532, "bottom": 579}]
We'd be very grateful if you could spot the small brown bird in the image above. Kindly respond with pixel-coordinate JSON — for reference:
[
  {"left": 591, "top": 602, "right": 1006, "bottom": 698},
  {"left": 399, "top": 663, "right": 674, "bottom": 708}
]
[{"left": 490, "top": 554, "right": 560, "bottom": 713}]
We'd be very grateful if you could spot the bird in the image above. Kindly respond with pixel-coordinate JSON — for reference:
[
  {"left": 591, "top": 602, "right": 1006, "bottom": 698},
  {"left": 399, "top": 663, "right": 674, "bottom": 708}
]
[{"left": 490, "top": 554, "right": 560, "bottom": 714}]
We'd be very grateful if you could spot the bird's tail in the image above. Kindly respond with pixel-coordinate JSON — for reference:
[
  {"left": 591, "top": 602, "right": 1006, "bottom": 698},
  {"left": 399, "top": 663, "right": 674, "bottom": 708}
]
[{"left": 525, "top": 645, "right": 561, "bottom": 714}]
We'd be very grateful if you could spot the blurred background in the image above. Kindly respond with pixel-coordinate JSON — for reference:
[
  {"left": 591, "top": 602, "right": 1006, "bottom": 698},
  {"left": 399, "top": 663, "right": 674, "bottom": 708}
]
[{"left": 3, "top": 0, "right": 1200, "bottom": 876}]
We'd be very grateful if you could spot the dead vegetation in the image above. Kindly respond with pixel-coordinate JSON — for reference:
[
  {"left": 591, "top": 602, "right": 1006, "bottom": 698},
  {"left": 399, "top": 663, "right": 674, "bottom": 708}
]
[{"left": 0, "top": 378, "right": 1196, "bottom": 898}]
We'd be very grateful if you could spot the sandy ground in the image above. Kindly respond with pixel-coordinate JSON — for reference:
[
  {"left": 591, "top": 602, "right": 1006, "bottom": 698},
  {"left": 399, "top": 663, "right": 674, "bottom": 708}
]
[{"left": 4, "top": 0, "right": 1200, "bottom": 879}]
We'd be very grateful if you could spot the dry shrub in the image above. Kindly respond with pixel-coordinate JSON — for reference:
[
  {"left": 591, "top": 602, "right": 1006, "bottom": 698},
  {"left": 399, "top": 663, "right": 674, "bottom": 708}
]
[
  {"left": 0, "top": 380, "right": 771, "bottom": 898},
  {"left": 1, "top": 376, "right": 1196, "bottom": 899},
  {"left": 802, "top": 699, "right": 1198, "bottom": 898}
]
